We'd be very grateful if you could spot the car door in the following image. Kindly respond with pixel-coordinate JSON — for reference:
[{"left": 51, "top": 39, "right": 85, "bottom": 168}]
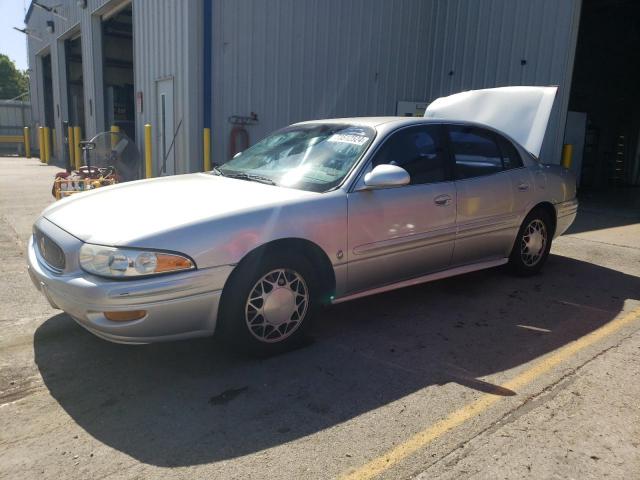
[
  {"left": 447, "top": 125, "right": 518, "bottom": 266},
  {"left": 494, "top": 132, "right": 536, "bottom": 223},
  {"left": 346, "top": 124, "right": 456, "bottom": 294}
]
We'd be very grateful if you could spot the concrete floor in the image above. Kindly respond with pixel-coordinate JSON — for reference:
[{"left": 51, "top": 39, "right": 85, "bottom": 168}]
[{"left": 1, "top": 157, "right": 639, "bottom": 480}]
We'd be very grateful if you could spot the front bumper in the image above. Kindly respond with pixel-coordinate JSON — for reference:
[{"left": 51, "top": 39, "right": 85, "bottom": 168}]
[{"left": 27, "top": 222, "right": 233, "bottom": 344}]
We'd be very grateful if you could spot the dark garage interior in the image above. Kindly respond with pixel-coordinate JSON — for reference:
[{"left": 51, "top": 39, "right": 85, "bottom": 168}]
[
  {"left": 101, "top": 3, "right": 135, "bottom": 142},
  {"left": 568, "top": 0, "right": 640, "bottom": 192},
  {"left": 64, "top": 33, "right": 85, "bottom": 134},
  {"left": 41, "top": 52, "right": 54, "bottom": 131}
]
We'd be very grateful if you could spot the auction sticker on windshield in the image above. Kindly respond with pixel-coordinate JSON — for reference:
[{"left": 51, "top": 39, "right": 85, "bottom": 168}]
[{"left": 327, "top": 133, "right": 370, "bottom": 146}]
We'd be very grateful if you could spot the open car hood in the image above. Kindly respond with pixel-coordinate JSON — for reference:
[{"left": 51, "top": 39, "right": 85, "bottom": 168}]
[{"left": 424, "top": 86, "right": 558, "bottom": 157}]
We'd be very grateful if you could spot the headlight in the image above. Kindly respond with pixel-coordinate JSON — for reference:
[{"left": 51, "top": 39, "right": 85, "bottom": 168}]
[{"left": 79, "top": 244, "right": 195, "bottom": 278}]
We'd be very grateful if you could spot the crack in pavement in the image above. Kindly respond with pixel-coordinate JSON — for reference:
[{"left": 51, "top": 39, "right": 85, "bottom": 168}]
[
  {"left": 0, "top": 214, "right": 26, "bottom": 250},
  {"left": 412, "top": 325, "right": 640, "bottom": 478}
]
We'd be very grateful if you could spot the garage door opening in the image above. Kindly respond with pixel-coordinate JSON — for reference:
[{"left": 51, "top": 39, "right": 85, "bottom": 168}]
[
  {"left": 568, "top": 0, "right": 640, "bottom": 191},
  {"left": 41, "top": 53, "right": 54, "bottom": 131},
  {"left": 101, "top": 3, "right": 134, "bottom": 142},
  {"left": 65, "top": 33, "right": 85, "bottom": 134}
]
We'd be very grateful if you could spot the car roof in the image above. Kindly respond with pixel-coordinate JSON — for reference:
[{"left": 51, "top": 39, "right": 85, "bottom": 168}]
[
  {"left": 293, "top": 116, "right": 519, "bottom": 131},
  {"left": 292, "top": 116, "right": 536, "bottom": 166},
  {"left": 293, "top": 116, "right": 519, "bottom": 139},
  {"left": 294, "top": 117, "right": 428, "bottom": 128}
]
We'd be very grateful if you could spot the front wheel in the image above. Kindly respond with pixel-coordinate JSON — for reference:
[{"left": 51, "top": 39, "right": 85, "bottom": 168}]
[
  {"left": 217, "top": 252, "right": 317, "bottom": 356},
  {"left": 509, "top": 208, "right": 553, "bottom": 276}
]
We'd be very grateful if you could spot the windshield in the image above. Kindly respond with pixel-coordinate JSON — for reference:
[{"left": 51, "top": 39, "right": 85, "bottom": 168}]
[{"left": 216, "top": 123, "right": 375, "bottom": 192}]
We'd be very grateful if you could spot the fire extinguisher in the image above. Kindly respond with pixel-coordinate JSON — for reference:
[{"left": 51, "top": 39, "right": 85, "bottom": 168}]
[{"left": 228, "top": 112, "right": 258, "bottom": 159}]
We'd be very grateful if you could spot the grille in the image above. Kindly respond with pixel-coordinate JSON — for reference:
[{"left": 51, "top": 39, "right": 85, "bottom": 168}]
[{"left": 34, "top": 228, "right": 66, "bottom": 271}]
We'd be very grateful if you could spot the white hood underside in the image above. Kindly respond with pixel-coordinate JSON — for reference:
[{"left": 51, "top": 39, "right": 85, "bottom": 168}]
[{"left": 424, "top": 86, "right": 558, "bottom": 157}]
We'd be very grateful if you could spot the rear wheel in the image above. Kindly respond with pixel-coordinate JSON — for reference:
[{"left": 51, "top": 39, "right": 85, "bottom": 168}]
[
  {"left": 509, "top": 208, "right": 553, "bottom": 276},
  {"left": 217, "top": 251, "right": 317, "bottom": 356}
]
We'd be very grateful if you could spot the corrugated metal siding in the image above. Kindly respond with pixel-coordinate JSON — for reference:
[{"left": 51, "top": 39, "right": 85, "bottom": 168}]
[
  {"left": 24, "top": 0, "right": 581, "bottom": 169},
  {"left": 26, "top": 0, "right": 114, "bottom": 159},
  {"left": 26, "top": 0, "right": 202, "bottom": 171},
  {"left": 0, "top": 100, "right": 32, "bottom": 154},
  {"left": 133, "top": 0, "right": 203, "bottom": 175},
  {"left": 0, "top": 101, "right": 32, "bottom": 133},
  {"left": 212, "top": 0, "right": 581, "bottom": 164}
]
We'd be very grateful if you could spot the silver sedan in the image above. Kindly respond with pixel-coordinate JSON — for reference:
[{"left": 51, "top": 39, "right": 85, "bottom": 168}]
[{"left": 27, "top": 86, "right": 577, "bottom": 354}]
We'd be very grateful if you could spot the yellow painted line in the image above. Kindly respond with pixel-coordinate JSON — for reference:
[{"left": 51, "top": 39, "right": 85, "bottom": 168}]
[{"left": 341, "top": 306, "right": 640, "bottom": 480}]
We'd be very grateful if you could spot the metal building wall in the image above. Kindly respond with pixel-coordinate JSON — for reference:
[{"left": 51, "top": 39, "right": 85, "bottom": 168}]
[
  {"left": 26, "top": 0, "right": 202, "bottom": 172},
  {"left": 24, "top": 0, "right": 581, "bottom": 170},
  {"left": 27, "top": 5, "right": 65, "bottom": 158},
  {"left": 212, "top": 0, "right": 581, "bottom": 164},
  {"left": 133, "top": 0, "right": 204, "bottom": 175},
  {"left": 418, "top": 0, "right": 582, "bottom": 163},
  {"left": 26, "top": 0, "right": 114, "bottom": 160},
  {"left": 0, "top": 101, "right": 32, "bottom": 134}
]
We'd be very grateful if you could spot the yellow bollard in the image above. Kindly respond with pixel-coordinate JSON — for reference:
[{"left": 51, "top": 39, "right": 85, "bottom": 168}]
[
  {"left": 73, "top": 126, "right": 82, "bottom": 168},
  {"left": 38, "top": 127, "right": 45, "bottom": 162},
  {"left": 561, "top": 144, "right": 573, "bottom": 169},
  {"left": 23, "top": 127, "right": 31, "bottom": 158},
  {"left": 67, "top": 126, "right": 75, "bottom": 169},
  {"left": 144, "top": 123, "right": 153, "bottom": 178},
  {"left": 43, "top": 127, "right": 51, "bottom": 164},
  {"left": 203, "top": 127, "right": 211, "bottom": 171},
  {"left": 110, "top": 124, "right": 120, "bottom": 149}
]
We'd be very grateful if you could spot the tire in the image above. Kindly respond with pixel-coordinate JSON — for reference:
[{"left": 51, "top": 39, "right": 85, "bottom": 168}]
[
  {"left": 217, "top": 250, "right": 317, "bottom": 356},
  {"left": 509, "top": 208, "right": 553, "bottom": 276}
]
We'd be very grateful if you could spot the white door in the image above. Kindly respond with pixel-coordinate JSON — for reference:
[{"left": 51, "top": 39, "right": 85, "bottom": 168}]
[{"left": 157, "top": 78, "right": 175, "bottom": 175}]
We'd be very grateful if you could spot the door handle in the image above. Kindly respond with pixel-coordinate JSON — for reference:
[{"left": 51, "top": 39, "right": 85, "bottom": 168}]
[
  {"left": 517, "top": 183, "right": 530, "bottom": 191},
  {"left": 434, "top": 194, "right": 452, "bottom": 206}
]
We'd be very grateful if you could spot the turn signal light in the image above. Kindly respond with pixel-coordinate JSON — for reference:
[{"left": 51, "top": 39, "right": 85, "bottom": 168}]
[
  {"left": 104, "top": 310, "right": 147, "bottom": 322},
  {"left": 156, "top": 254, "right": 194, "bottom": 273}
]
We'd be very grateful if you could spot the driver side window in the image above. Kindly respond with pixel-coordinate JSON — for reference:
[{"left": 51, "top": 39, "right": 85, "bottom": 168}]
[{"left": 372, "top": 125, "right": 448, "bottom": 185}]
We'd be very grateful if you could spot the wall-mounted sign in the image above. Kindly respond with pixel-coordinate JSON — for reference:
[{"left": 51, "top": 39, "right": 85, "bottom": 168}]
[{"left": 396, "top": 101, "right": 428, "bottom": 117}]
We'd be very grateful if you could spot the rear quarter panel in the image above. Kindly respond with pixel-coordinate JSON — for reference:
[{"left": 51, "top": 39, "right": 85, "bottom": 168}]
[
  {"left": 530, "top": 163, "right": 578, "bottom": 237},
  {"left": 542, "top": 164, "right": 578, "bottom": 203}
]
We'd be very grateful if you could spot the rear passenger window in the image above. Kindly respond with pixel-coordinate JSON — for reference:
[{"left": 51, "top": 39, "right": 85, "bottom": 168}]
[
  {"left": 496, "top": 136, "right": 523, "bottom": 170},
  {"left": 448, "top": 126, "right": 502, "bottom": 180}
]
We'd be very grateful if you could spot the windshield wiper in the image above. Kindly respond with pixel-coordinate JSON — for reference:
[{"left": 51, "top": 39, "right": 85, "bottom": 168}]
[
  {"left": 223, "top": 172, "right": 277, "bottom": 186},
  {"left": 211, "top": 167, "right": 277, "bottom": 186}
]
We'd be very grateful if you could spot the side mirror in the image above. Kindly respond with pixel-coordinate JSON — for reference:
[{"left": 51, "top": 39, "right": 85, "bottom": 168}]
[
  {"left": 361, "top": 164, "right": 410, "bottom": 190},
  {"left": 233, "top": 151, "right": 242, "bottom": 159}
]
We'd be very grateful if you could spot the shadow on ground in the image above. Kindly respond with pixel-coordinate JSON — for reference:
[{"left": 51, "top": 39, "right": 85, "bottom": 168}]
[{"left": 34, "top": 254, "right": 639, "bottom": 467}]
